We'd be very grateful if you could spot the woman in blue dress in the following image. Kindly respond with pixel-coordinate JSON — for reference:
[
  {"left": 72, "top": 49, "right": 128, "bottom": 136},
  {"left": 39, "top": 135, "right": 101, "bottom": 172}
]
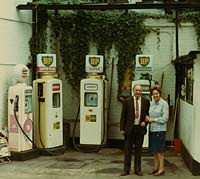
[{"left": 145, "top": 85, "right": 169, "bottom": 176}]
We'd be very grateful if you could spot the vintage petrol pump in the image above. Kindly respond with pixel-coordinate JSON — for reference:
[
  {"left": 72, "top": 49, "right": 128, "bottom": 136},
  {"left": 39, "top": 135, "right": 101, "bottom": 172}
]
[
  {"left": 80, "top": 55, "right": 108, "bottom": 145},
  {"left": 8, "top": 64, "right": 33, "bottom": 152},
  {"left": 33, "top": 54, "right": 63, "bottom": 150}
]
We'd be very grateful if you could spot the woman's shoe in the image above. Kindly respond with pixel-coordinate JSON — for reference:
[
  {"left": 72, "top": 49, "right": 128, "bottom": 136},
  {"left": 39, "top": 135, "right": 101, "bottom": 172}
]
[
  {"left": 148, "top": 170, "right": 158, "bottom": 175},
  {"left": 154, "top": 170, "right": 165, "bottom": 176}
]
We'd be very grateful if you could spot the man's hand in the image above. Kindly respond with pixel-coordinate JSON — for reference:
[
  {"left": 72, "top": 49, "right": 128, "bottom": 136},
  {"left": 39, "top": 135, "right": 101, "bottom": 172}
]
[
  {"left": 140, "top": 121, "right": 146, "bottom": 127},
  {"left": 145, "top": 115, "right": 155, "bottom": 123},
  {"left": 145, "top": 115, "right": 150, "bottom": 122}
]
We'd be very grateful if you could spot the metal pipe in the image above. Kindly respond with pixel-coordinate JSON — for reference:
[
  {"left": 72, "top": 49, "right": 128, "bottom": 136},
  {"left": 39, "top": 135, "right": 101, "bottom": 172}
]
[
  {"left": 32, "top": 0, "right": 37, "bottom": 81},
  {"left": 17, "top": 2, "right": 200, "bottom": 11},
  {"left": 175, "top": 9, "right": 179, "bottom": 59}
]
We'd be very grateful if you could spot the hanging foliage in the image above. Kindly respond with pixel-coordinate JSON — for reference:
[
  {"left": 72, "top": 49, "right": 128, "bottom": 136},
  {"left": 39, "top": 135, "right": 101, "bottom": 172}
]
[
  {"left": 50, "top": 10, "right": 149, "bottom": 95},
  {"left": 29, "top": 9, "right": 200, "bottom": 96}
]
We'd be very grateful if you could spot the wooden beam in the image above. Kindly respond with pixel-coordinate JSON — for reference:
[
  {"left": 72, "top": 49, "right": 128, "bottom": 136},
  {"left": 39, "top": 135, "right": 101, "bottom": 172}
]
[{"left": 16, "top": 2, "right": 200, "bottom": 11}]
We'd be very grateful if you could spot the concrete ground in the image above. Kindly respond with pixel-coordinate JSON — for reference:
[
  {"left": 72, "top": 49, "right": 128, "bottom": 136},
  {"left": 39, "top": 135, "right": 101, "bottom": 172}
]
[{"left": 0, "top": 148, "right": 198, "bottom": 179}]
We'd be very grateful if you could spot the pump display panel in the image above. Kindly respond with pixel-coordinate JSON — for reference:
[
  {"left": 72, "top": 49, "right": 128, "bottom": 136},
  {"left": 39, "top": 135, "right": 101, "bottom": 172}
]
[
  {"left": 84, "top": 93, "right": 98, "bottom": 107},
  {"left": 25, "top": 89, "right": 32, "bottom": 113},
  {"left": 53, "top": 93, "right": 60, "bottom": 108}
]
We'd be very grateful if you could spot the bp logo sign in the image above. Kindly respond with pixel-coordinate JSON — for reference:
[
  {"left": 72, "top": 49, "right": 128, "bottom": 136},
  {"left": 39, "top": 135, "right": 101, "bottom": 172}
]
[
  {"left": 86, "top": 55, "right": 103, "bottom": 73},
  {"left": 89, "top": 57, "right": 100, "bottom": 67},
  {"left": 136, "top": 55, "right": 153, "bottom": 72},
  {"left": 37, "top": 54, "right": 56, "bottom": 72},
  {"left": 139, "top": 56, "right": 150, "bottom": 67},
  {"left": 42, "top": 56, "right": 54, "bottom": 67}
]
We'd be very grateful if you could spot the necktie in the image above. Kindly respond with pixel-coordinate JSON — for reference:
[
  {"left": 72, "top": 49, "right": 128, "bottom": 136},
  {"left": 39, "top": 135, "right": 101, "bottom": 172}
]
[{"left": 135, "top": 98, "right": 139, "bottom": 119}]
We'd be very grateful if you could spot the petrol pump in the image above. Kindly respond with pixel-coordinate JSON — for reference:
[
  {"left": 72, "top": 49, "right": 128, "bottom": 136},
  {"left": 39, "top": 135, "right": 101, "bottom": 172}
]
[
  {"left": 8, "top": 64, "right": 33, "bottom": 152},
  {"left": 33, "top": 54, "right": 63, "bottom": 151},
  {"left": 80, "top": 55, "right": 108, "bottom": 146}
]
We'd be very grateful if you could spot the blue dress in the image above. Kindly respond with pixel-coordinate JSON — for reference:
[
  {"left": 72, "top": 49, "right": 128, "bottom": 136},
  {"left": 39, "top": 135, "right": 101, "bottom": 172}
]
[{"left": 148, "top": 98, "right": 169, "bottom": 152}]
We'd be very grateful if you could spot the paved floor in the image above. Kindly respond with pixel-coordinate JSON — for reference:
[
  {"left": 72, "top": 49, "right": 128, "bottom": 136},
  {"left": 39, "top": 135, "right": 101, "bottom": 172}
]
[{"left": 0, "top": 148, "right": 198, "bottom": 179}]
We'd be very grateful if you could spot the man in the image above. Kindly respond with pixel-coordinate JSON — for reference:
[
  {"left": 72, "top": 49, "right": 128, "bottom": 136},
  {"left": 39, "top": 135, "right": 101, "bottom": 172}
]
[{"left": 120, "top": 84, "right": 150, "bottom": 176}]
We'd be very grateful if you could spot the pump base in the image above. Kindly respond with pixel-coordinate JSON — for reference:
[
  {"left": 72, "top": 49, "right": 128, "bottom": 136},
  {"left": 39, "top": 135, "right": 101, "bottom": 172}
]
[
  {"left": 10, "top": 149, "right": 40, "bottom": 161},
  {"left": 38, "top": 145, "right": 65, "bottom": 156}
]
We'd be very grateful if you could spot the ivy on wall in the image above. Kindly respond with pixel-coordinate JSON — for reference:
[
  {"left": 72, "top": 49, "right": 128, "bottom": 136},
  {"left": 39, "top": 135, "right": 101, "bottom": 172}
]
[
  {"left": 29, "top": 9, "right": 200, "bottom": 95},
  {"left": 29, "top": 10, "right": 49, "bottom": 56},
  {"left": 188, "top": 12, "right": 200, "bottom": 48},
  {"left": 29, "top": 10, "right": 49, "bottom": 80},
  {"left": 50, "top": 10, "right": 149, "bottom": 95}
]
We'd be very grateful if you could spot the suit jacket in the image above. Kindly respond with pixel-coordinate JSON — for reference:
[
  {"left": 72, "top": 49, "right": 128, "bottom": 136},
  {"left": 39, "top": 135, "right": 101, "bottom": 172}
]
[{"left": 120, "top": 96, "right": 150, "bottom": 135}]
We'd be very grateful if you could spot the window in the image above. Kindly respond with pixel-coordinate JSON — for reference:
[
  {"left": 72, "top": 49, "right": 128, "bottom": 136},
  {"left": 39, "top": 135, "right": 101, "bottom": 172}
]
[
  {"left": 186, "top": 66, "right": 193, "bottom": 103},
  {"left": 179, "top": 64, "right": 193, "bottom": 104}
]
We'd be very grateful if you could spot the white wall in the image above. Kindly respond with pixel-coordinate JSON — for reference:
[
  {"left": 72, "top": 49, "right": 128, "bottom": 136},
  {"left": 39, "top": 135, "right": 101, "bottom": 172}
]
[
  {"left": 179, "top": 55, "right": 200, "bottom": 162},
  {"left": 179, "top": 54, "right": 200, "bottom": 163},
  {"left": 192, "top": 54, "right": 200, "bottom": 162},
  {"left": 0, "top": 0, "right": 32, "bottom": 130},
  {"left": 179, "top": 100, "right": 194, "bottom": 153}
]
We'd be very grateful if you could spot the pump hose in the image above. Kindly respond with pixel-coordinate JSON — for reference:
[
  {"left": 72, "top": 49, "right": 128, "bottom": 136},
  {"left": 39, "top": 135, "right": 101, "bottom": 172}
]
[
  {"left": 37, "top": 96, "right": 63, "bottom": 156},
  {"left": 13, "top": 96, "right": 37, "bottom": 148},
  {"left": 72, "top": 95, "right": 106, "bottom": 153}
]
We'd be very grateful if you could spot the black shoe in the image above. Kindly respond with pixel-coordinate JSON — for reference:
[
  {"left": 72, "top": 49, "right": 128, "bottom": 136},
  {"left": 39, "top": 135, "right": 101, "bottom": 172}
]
[
  {"left": 148, "top": 170, "right": 158, "bottom": 175},
  {"left": 120, "top": 171, "right": 130, "bottom": 176},
  {"left": 134, "top": 171, "right": 143, "bottom": 176}
]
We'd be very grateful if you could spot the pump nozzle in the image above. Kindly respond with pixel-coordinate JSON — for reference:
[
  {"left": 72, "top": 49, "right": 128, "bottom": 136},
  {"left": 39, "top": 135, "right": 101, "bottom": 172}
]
[{"left": 14, "top": 95, "right": 19, "bottom": 112}]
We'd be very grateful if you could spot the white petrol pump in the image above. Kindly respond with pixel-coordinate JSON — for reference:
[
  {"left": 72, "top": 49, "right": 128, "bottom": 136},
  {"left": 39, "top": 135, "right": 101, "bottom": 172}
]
[
  {"left": 8, "top": 64, "right": 33, "bottom": 152},
  {"left": 80, "top": 55, "right": 108, "bottom": 145},
  {"left": 33, "top": 54, "right": 63, "bottom": 150}
]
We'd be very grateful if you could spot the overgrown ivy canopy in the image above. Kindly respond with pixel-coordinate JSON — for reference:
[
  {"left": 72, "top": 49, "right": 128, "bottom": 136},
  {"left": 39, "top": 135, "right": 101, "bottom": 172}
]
[
  {"left": 50, "top": 10, "right": 149, "bottom": 94},
  {"left": 30, "top": 10, "right": 200, "bottom": 95}
]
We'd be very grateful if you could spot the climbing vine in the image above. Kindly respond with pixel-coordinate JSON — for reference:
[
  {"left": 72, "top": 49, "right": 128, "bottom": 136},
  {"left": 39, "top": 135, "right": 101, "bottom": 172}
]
[
  {"left": 50, "top": 10, "right": 149, "bottom": 95},
  {"left": 29, "top": 9, "right": 200, "bottom": 95},
  {"left": 29, "top": 10, "right": 49, "bottom": 80}
]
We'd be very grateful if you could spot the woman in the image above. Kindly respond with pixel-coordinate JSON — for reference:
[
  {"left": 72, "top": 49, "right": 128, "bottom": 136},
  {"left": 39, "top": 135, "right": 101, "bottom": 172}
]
[{"left": 145, "top": 85, "right": 169, "bottom": 176}]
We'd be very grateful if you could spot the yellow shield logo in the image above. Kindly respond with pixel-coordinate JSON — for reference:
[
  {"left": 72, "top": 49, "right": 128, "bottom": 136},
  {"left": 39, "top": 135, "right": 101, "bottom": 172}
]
[
  {"left": 42, "top": 56, "right": 53, "bottom": 67},
  {"left": 89, "top": 57, "right": 100, "bottom": 67},
  {"left": 139, "top": 56, "right": 150, "bottom": 67}
]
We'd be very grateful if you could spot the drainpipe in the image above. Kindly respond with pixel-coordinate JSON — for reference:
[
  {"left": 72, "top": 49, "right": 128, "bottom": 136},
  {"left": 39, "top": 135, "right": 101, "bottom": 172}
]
[
  {"left": 175, "top": 9, "right": 179, "bottom": 100},
  {"left": 32, "top": 0, "right": 37, "bottom": 81},
  {"left": 174, "top": 8, "right": 180, "bottom": 139}
]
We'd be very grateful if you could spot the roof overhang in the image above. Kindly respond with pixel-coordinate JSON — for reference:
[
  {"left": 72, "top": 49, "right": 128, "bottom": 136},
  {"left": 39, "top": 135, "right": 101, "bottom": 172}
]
[
  {"left": 16, "top": 2, "right": 200, "bottom": 11},
  {"left": 173, "top": 51, "right": 200, "bottom": 65}
]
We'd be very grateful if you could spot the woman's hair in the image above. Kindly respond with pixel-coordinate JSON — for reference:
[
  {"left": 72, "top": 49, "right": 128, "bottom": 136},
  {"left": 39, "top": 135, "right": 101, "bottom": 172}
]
[{"left": 150, "top": 85, "right": 161, "bottom": 95}]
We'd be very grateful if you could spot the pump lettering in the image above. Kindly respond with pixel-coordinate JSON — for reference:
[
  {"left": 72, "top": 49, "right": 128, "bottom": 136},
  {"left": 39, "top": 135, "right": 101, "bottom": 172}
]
[
  {"left": 84, "top": 84, "right": 98, "bottom": 91},
  {"left": 52, "top": 84, "right": 60, "bottom": 91},
  {"left": 86, "top": 66, "right": 103, "bottom": 73}
]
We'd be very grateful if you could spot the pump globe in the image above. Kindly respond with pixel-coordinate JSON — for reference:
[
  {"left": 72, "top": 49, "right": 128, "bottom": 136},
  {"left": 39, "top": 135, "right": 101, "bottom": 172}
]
[{"left": 13, "top": 64, "right": 29, "bottom": 83}]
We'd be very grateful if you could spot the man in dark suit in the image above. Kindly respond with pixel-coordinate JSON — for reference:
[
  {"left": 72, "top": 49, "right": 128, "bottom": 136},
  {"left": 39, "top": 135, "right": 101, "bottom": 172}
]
[{"left": 120, "top": 84, "right": 150, "bottom": 176}]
